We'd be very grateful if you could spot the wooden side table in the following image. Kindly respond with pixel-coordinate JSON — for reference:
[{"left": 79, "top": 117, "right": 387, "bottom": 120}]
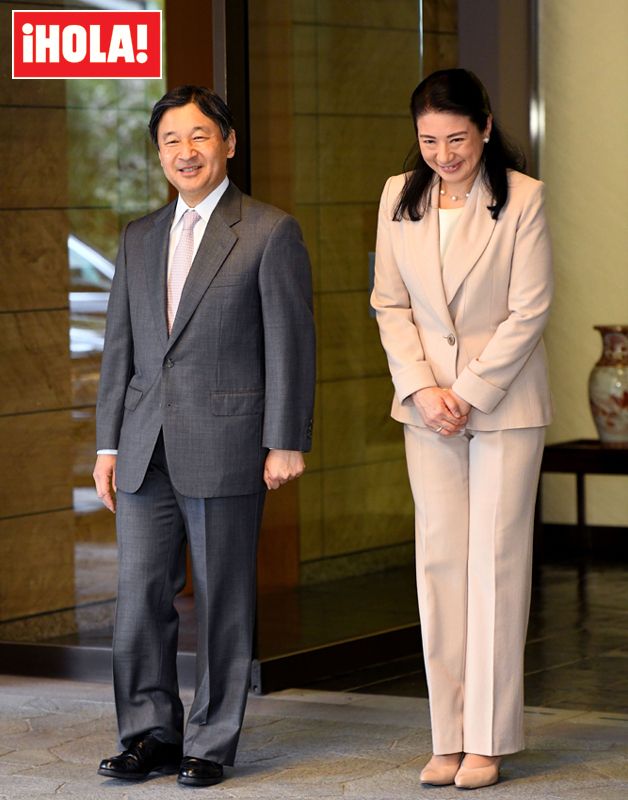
[{"left": 537, "top": 439, "right": 628, "bottom": 552}]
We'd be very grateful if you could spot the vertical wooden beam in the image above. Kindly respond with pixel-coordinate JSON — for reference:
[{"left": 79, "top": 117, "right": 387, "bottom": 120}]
[{"left": 164, "top": 0, "right": 213, "bottom": 89}]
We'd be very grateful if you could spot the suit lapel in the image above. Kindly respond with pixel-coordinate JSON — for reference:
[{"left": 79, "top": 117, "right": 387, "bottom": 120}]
[
  {"left": 442, "top": 173, "right": 496, "bottom": 305},
  {"left": 144, "top": 200, "right": 176, "bottom": 350},
  {"left": 167, "top": 182, "right": 241, "bottom": 347},
  {"left": 407, "top": 180, "right": 454, "bottom": 329}
]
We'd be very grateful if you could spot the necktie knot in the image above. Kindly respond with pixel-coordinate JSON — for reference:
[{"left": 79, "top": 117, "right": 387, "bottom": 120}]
[{"left": 182, "top": 208, "right": 201, "bottom": 230}]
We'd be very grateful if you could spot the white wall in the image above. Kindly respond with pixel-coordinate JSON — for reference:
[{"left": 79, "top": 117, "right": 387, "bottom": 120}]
[{"left": 539, "top": 0, "right": 628, "bottom": 525}]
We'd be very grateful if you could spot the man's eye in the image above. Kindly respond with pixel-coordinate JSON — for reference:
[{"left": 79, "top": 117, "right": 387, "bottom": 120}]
[{"left": 193, "top": 136, "right": 208, "bottom": 142}]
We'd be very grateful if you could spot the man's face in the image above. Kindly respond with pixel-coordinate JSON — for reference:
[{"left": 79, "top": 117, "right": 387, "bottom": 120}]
[{"left": 157, "top": 102, "right": 236, "bottom": 206}]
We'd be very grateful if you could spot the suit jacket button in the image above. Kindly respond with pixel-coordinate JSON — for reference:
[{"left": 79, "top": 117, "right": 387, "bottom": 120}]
[
  {"left": 447, "top": 334, "right": 456, "bottom": 346},
  {"left": 165, "top": 358, "right": 174, "bottom": 368}
]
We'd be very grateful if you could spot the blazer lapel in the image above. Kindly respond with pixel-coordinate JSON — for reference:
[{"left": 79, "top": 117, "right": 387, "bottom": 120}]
[
  {"left": 406, "top": 179, "right": 454, "bottom": 329},
  {"left": 144, "top": 200, "right": 176, "bottom": 350},
  {"left": 442, "top": 173, "right": 497, "bottom": 305},
  {"left": 167, "top": 182, "right": 241, "bottom": 347}
]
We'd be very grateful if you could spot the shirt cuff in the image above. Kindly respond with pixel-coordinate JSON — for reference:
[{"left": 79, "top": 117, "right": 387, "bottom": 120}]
[{"left": 97, "top": 449, "right": 118, "bottom": 455}]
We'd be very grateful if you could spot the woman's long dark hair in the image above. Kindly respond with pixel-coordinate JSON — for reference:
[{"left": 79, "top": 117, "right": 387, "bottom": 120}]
[{"left": 393, "top": 69, "right": 525, "bottom": 221}]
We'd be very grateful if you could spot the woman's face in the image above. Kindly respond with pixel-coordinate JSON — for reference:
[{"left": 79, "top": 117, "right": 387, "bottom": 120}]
[{"left": 417, "top": 111, "right": 491, "bottom": 188}]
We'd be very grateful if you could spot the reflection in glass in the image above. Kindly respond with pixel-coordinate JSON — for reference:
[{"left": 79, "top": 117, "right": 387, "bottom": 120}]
[{"left": 65, "top": 64, "right": 168, "bottom": 631}]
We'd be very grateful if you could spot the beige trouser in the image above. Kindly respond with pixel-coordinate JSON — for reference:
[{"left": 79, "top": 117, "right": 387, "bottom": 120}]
[{"left": 404, "top": 424, "right": 545, "bottom": 756}]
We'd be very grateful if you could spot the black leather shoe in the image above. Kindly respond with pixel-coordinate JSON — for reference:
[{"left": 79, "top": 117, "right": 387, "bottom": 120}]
[
  {"left": 177, "top": 756, "right": 223, "bottom": 786},
  {"left": 97, "top": 733, "right": 182, "bottom": 780}
]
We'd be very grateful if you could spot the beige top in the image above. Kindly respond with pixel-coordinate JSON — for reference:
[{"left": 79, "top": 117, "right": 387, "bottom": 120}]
[{"left": 438, "top": 207, "right": 465, "bottom": 265}]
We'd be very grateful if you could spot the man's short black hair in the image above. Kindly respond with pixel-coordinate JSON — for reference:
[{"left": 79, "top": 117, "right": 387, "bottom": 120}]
[{"left": 148, "top": 85, "right": 234, "bottom": 145}]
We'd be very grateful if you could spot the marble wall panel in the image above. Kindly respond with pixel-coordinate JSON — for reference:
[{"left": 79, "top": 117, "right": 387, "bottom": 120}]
[
  {"left": 320, "top": 376, "right": 403, "bottom": 469},
  {"left": 294, "top": 203, "right": 321, "bottom": 292},
  {"left": 0, "top": 411, "right": 72, "bottom": 517},
  {"left": 321, "top": 460, "right": 413, "bottom": 556},
  {"left": 298, "top": 470, "right": 324, "bottom": 561},
  {"left": 315, "top": 0, "right": 418, "bottom": 29},
  {"left": 319, "top": 202, "right": 378, "bottom": 292},
  {"left": 319, "top": 291, "right": 389, "bottom": 381},
  {"left": 0, "top": 210, "right": 69, "bottom": 311},
  {"left": 294, "top": 23, "right": 317, "bottom": 115},
  {"left": 317, "top": 115, "right": 414, "bottom": 203},
  {"left": 292, "top": 0, "right": 316, "bottom": 23},
  {"left": 293, "top": 114, "right": 319, "bottom": 205},
  {"left": 1, "top": 108, "right": 69, "bottom": 209},
  {"left": 0, "top": 510, "right": 75, "bottom": 621},
  {"left": 0, "top": 311, "right": 71, "bottom": 415},
  {"left": 316, "top": 26, "right": 419, "bottom": 116},
  {"left": 304, "top": 381, "right": 323, "bottom": 472}
]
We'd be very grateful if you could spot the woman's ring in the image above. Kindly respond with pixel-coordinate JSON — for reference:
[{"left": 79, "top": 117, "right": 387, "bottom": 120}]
[{"left": 435, "top": 425, "right": 443, "bottom": 433}]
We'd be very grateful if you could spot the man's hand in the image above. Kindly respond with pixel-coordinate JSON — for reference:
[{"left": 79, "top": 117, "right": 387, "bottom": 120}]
[
  {"left": 93, "top": 454, "right": 117, "bottom": 513},
  {"left": 263, "top": 450, "right": 305, "bottom": 490}
]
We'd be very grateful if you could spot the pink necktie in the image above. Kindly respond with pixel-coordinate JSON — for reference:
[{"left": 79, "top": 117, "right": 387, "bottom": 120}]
[{"left": 167, "top": 209, "right": 201, "bottom": 333}]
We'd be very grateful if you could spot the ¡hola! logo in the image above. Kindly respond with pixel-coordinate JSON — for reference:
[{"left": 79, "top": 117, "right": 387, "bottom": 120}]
[{"left": 12, "top": 10, "right": 162, "bottom": 79}]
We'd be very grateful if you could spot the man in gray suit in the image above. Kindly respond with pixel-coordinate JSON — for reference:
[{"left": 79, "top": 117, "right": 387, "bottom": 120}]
[{"left": 93, "top": 86, "right": 315, "bottom": 787}]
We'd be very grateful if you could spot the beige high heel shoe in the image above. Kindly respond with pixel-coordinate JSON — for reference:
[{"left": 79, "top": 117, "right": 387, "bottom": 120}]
[
  {"left": 454, "top": 755, "right": 501, "bottom": 789},
  {"left": 420, "top": 753, "right": 463, "bottom": 786}
]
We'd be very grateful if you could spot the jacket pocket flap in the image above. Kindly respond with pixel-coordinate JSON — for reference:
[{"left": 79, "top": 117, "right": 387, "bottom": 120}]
[
  {"left": 123, "top": 384, "right": 143, "bottom": 411},
  {"left": 211, "top": 390, "right": 264, "bottom": 416}
]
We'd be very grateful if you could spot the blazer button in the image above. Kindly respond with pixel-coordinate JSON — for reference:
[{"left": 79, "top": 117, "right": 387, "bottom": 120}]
[
  {"left": 446, "top": 334, "right": 456, "bottom": 346},
  {"left": 165, "top": 358, "right": 174, "bottom": 368}
]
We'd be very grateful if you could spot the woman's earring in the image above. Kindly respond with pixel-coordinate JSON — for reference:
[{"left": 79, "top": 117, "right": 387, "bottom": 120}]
[{"left": 483, "top": 137, "right": 490, "bottom": 144}]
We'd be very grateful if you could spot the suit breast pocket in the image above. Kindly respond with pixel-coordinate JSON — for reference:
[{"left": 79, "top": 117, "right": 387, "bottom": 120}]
[
  {"left": 211, "top": 267, "right": 252, "bottom": 288},
  {"left": 211, "top": 389, "right": 264, "bottom": 416}
]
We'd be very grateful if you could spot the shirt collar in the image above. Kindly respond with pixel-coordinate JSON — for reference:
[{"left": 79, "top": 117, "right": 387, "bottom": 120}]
[{"left": 172, "top": 176, "right": 230, "bottom": 228}]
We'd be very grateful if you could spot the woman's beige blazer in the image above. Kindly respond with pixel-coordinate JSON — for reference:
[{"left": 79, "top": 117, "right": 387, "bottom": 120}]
[{"left": 371, "top": 169, "right": 553, "bottom": 431}]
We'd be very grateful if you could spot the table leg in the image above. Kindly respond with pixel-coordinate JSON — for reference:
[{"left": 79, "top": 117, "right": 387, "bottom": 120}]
[{"left": 576, "top": 472, "right": 590, "bottom": 552}]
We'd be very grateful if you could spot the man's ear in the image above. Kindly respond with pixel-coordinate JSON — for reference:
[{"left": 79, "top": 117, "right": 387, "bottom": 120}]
[{"left": 226, "top": 129, "right": 236, "bottom": 159}]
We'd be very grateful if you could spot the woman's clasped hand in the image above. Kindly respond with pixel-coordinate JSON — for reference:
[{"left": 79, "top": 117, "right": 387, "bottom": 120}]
[{"left": 411, "top": 386, "right": 471, "bottom": 435}]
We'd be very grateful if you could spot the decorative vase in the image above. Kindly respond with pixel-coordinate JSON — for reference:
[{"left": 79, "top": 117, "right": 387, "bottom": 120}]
[{"left": 588, "top": 325, "right": 628, "bottom": 448}]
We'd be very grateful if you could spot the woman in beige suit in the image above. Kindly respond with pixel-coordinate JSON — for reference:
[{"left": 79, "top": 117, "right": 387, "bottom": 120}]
[{"left": 372, "top": 69, "right": 552, "bottom": 789}]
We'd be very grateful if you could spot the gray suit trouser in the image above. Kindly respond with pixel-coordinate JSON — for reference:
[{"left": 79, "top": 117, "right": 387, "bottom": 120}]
[{"left": 113, "top": 433, "right": 264, "bottom": 765}]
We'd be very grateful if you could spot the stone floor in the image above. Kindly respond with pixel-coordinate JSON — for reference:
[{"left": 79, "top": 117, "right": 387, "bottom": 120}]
[{"left": 0, "top": 675, "right": 627, "bottom": 799}]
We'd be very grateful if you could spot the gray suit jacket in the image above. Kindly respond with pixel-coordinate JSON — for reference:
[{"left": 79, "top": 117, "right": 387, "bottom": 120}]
[{"left": 96, "top": 182, "right": 315, "bottom": 498}]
